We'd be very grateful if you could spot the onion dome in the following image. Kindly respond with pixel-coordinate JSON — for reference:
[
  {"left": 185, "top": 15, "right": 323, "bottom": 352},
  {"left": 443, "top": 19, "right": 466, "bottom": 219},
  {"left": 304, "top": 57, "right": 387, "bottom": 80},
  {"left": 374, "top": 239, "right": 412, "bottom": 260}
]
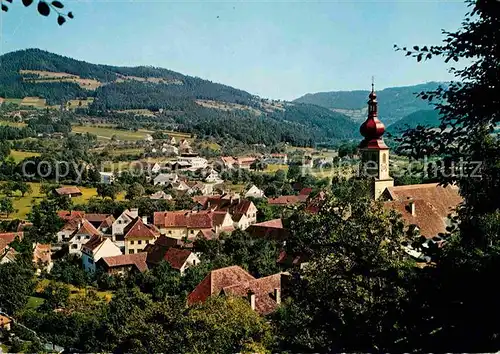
[{"left": 359, "top": 83, "right": 388, "bottom": 149}]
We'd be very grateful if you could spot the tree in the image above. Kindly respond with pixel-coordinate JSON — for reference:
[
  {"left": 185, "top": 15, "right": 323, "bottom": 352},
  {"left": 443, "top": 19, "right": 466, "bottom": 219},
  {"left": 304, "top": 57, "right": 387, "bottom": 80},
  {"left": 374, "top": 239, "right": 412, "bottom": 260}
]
[
  {"left": 15, "top": 181, "right": 33, "bottom": 197},
  {"left": 0, "top": 197, "right": 15, "bottom": 218},
  {"left": 0, "top": 260, "right": 35, "bottom": 314},
  {"left": 97, "top": 183, "right": 121, "bottom": 200},
  {"left": 0, "top": 181, "right": 16, "bottom": 197},
  {"left": 41, "top": 281, "right": 70, "bottom": 310},
  {"left": 1, "top": 0, "right": 74, "bottom": 26},
  {"left": 274, "top": 179, "right": 415, "bottom": 352},
  {"left": 287, "top": 163, "right": 301, "bottom": 181},
  {"left": 28, "top": 198, "right": 64, "bottom": 243},
  {"left": 126, "top": 182, "right": 145, "bottom": 200}
]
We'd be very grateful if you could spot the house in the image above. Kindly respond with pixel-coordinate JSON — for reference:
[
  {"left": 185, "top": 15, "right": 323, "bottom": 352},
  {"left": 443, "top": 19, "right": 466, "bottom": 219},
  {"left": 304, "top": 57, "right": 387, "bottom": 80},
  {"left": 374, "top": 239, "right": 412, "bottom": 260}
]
[
  {"left": 112, "top": 208, "right": 139, "bottom": 241},
  {"left": 57, "top": 212, "right": 85, "bottom": 242},
  {"left": 153, "top": 210, "right": 234, "bottom": 239},
  {"left": 54, "top": 186, "right": 82, "bottom": 198},
  {"left": 177, "top": 156, "right": 208, "bottom": 171},
  {"left": 267, "top": 195, "right": 307, "bottom": 207},
  {"left": 146, "top": 246, "right": 200, "bottom": 275},
  {"left": 149, "top": 190, "right": 173, "bottom": 200},
  {"left": 68, "top": 220, "right": 102, "bottom": 256},
  {"left": 382, "top": 184, "right": 462, "bottom": 239},
  {"left": 0, "top": 315, "right": 12, "bottom": 331},
  {"left": 168, "top": 160, "right": 192, "bottom": 170},
  {"left": 99, "top": 172, "right": 115, "bottom": 184},
  {"left": 178, "top": 139, "right": 192, "bottom": 153},
  {"left": 0, "top": 232, "right": 22, "bottom": 264},
  {"left": 265, "top": 153, "right": 288, "bottom": 165},
  {"left": 142, "top": 162, "right": 161, "bottom": 174},
  {"left": 171, "top": 180, "right": 192, "bottom": 194},
  {"left": 154, "top": 173, "right": 179, "bottom": 186},
  {"left": 97, "top": 252, "right": 148, "bottom": 275},
  {"left": 232, "top": 213, "right": 251, "bottom": 230},
  {"left": 191, "top": 182, "right": 213, "bottom": 196},
  {"left": 205, "top": 169, "right": 222, "bottom": 183},
  {"left": 245, "top": 185, "right": 266, "bottom": 199},
  {"left": 162, "top": 145, "right": 179, "bottom": 155},
  {"left": 219, "top": 156, "right": 257, "bottom": 170},
  {"left": 124, "top": 217, "right": 160, "bottom": 254},
  {"left": 144, "top": 134, "right": 153, "bottom": 142},
  {"left": 246, "top": 219, "right": 290, "bottom": 241},
  {"left": 81, "top": 234, "right": 122, "bottom": 272},
  {"left": 0, "top": 232, "right": 24, "bottom": 246},
  {"left": 168, "top": 136, "right": 177, "bottom": 145},
  {"left": 187, "top": 265, "right": 283, "bottom": 315},
  {"left": 33, "top": 243, "right": 53, "bottom": 274},
  {"left": 197, "top": 195, "right": 258, "bottom": 227}
]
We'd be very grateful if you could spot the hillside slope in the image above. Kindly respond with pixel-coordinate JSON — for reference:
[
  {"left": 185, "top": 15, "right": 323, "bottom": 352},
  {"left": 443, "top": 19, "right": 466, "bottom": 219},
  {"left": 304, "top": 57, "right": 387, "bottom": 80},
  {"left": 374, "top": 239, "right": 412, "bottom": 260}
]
[
  {"left": 387, "top": 109, "right": 442, "bottom": 134},
  {"left": 0, "top": 49, "right": 358, "bottom": 146},
  {"left": 294, "top": 82, "right": 444, "bottom": 125}
]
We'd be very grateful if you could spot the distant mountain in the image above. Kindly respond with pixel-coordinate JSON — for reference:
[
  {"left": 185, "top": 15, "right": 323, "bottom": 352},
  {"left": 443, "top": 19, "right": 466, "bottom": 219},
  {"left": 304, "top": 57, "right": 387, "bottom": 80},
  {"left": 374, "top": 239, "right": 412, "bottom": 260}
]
[
  {"left": 0, "top": 48, "right": 359, "bottom": 146},
  {"left": 387, "top": 109, "right": 442, "bottom": 135},
  {"left": 294, "top": 82, "right": 445, "bottom": 125}
]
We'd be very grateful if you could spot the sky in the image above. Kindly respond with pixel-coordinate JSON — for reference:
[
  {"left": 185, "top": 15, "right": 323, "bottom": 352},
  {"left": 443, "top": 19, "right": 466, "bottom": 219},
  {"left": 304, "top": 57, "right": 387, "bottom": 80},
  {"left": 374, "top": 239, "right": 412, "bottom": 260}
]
[{"left": 0, "top": 0, "right": 468, "bottom": 100}]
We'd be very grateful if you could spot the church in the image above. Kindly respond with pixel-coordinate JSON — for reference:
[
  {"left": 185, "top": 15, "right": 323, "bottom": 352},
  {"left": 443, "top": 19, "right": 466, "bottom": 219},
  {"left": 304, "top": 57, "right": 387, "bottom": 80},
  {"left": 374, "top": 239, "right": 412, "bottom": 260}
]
[{"left": 358, "top": 84, "right": 462, "bottom": 239}]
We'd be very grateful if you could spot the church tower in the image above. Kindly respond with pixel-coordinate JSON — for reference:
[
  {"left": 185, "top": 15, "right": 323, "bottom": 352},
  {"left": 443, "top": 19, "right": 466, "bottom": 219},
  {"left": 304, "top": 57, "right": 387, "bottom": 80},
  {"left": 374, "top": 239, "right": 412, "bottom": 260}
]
[{"left": 359, "top": 83, "right": 394, "bottom": 199}]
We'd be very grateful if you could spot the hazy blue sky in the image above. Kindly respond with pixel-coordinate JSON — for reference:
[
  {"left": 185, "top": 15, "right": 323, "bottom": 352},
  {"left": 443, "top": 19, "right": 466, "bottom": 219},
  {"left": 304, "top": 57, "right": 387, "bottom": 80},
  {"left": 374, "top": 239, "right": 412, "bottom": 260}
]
[{"left": 0, "top": 0, "right": 467, "bottom": 100}]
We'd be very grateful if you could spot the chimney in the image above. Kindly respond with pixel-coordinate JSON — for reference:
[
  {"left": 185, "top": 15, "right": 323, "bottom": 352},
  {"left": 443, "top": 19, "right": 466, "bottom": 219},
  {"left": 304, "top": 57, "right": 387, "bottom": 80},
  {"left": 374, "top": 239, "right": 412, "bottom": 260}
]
[
  {"left": 130, "top": 208, "right": 139, "bottom": 218},
  {"left": 142, "top": 216, "right": 148, "bottom": 224},
  {"left": 248, "top": 290, "right": 256, "bottom": 311},
  {"left": 408, "top": 199, "right": 416, "bottom": 216},
  {"left": 274, "top": 287, "right": 281, "bottom": 305}
]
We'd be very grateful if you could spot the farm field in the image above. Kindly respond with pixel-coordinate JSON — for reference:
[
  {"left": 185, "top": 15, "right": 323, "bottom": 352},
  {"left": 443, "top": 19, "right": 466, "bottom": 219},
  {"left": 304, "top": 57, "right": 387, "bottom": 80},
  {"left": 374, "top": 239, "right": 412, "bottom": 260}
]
[
  {"left": 0, "top": 120, "right": 27, "bottom": 127},
  {"left": 37, "top": 279, "right": 113, "bottom": 302},
  {"left": 264, "top": 164, "right": 289, "bottom": 173},
  {"left": 9, "top": 150, "right": 41, "bottom": 163},
  {"left": 71, "top": 125, "right": 149, "bottom": 141},
  {"left": 0, "top": 182, "right": 125, "bottom": 220}
]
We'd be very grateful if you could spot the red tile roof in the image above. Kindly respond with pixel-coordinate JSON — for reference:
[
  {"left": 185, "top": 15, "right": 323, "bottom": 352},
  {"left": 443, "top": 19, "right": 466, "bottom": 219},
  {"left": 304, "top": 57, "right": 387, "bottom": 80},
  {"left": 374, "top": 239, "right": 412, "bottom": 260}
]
[
  {"left": 0, "top": 232, "right": 24, "bottom": 245},
  {"left": 268, "top": 195, "right": 303, "bottom": 206},
  {"left": 54, "top": 186, "right": 82, "bottom": 196},
  {"left": 84, "top": 213, "right": 111, "bottom": 223},
  {"left": 124, "top": 217, "right": 160, "bottom": 240},
  {"left": 74, "top": 219, "right": 101, "bottom": 236},
  {"left": 385, "top": 183, "right": 462, "bottom": 218},
  {"left": 253, "top": 219, "right": 283, "bottom": 228},
  {"left": 222, "top": 274, "right": 282, "bottom": 315},
  {"left": 57, "top": 210, "right": 85, "bottom": 220},
  {"left": 188, "top": 266, "right": 256, "bottom": 305},
  {"left": 81, "top": 234, "right": 106, "bottom": 253},
  {"left": 246, "top": 219, "right": 289, "bottom": 241},
  {"left": 384, "top": 199, "right": 448, "bottom": 238},
  {"left": 154, "top": 211, "right": 222, "bottom": 229},
  {"left": 299, "top": 188, "right": 313, "bottom": 196},
  {"left": 163, "top": 248, "right": 194, "bottom": 270},
  {"left": 101, "top": 252, "right": 148, "bottom": 272}
]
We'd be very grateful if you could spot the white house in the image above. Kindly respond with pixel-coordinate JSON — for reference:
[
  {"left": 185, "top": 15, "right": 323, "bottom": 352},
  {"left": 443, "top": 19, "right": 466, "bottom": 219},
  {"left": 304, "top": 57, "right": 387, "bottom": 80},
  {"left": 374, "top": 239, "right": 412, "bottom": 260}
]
[
  {"left": 192, "top": 182, "right": 213, "bottom": 196},
  {"left": 149, "top": 191, "right": 173, "bottom": 200},
  {"left": 205, "top": 170, "right": 222, "bottom": 183},
  {"left": 154, "top": 173, "right": 179, "bottom": 186},
  {"left": 168, "top": 136, "right": 177, "bottom": 145},
  {"left": 81, "top": 235, "right": 122, "bottom": 272},
  {"left": 233, "top": 213, "right": 251, "bottom": 230},
  {"left": 245, "top": 185, "right": 266, "bottom": 199},
  {"left": 177, "top": 156, "right": 208, "bottom": 171},
  {"left": 162, "top": 145, "right": 179, "bottom": 155},
  {"left": 68, "top": 220, "right": 102, "bottom": 256},
  {"left": 99, "top": 172, "right": 115, "bottom": 185},
  {"left": 112, "top": 208, "right": 139, "bottom": 241},
  {"left": 162, "top": 248, "right": 200, "bottom": 276},
  {"left": 145, "top": 134, "right": 153, "bottom": 142}
]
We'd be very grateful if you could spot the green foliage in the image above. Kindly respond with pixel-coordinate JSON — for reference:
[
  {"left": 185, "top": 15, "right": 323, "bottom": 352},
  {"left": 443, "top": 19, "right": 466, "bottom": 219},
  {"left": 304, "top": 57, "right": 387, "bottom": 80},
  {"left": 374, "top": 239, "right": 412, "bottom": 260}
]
[
  {"left": 387, "top": 109, "right": 441, "bottom": 135},
  {"left": 126, "top": 182, "right": 145, "bottom": 200},
  {"left": 0, "top": 260, "right": 36, "bottom": 314},
  {"left": 50, "top": 254, "right": 94, "bottom": 287},
  {"left": 40, "top": 281, "right": 70, "bottom": 310},
  {"left": 28, "top": 198, "right": 65, "bottom": 243},
  {"left": 0, "top": 196, "right": 16, "bottom": 217}
]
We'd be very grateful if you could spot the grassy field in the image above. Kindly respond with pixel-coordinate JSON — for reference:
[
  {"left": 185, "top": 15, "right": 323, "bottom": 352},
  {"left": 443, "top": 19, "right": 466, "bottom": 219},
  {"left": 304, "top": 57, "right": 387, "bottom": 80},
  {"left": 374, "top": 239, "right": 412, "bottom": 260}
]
[
  {"left": 3, "top": 98, "right": 23, "bottom": 105},
  {"left": 108, "top": 148, "right": 145, "bottom": 156},
  {"left": 37, "top": 279, "right": 113, "bottom": 302},
  {"left": 67, "top": 98, "right": 94, "bottom": 110},
  {"left": 72, "top": 125, "right": 149, "bottom": 141},
  {"left": 26, "top": 296, "right": 45, "bottom": 310},
  {"left": 0, "top": 120, "right": 27, "bottom": 127},
  {"left": 9, "top": 150, "right": 41, "bottom": 163},
  {"left": 264, "top": 164, "right": 289, "bottom": 173},
  {"left": 0, "top": 182, "right": 124, "bottom": 220}
]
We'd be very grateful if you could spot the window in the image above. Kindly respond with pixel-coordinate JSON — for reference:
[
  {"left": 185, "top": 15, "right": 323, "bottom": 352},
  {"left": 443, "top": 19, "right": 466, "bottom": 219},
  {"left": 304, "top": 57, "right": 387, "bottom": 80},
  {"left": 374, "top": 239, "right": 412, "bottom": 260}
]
[
  {"left": 88, "top": 258, "right": 93, "bottom": 264},
  {"left": 86, "top": 235, "right": 90, "bottom": 239},
  {"left": 129, "top": 249, "right": 135, "bottom": 254},
  {"left": 146, "top": 240, "right": 150, "bottom": 244},
  {"left": 77, "top": 236, "right": 81, "bottom": 241},
  {"left": 190, "top": 230, "right": 194, "bottom": 234},
  {"left": 130, "top": 240, "right": 134, "bottom": 245},
  {"left": 71, "top": 244, "right": 78, "bottom": 249},
  {"left": 382, "top": 153, "right": 387, "bottom": 163},
  {"left": 168, "top": 231, "right": 172, "bottom": 234},
  {"left": 138, "top": 240, "right": 142, "bottom": 245}
]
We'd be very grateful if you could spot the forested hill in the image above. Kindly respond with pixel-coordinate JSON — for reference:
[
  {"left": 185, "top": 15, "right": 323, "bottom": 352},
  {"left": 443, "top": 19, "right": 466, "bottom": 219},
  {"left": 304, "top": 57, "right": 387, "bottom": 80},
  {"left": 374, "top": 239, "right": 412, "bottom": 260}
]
[
  {"left": 387, "top": 109, "right": 442, "bottom": 134},
  {"left": 294, "top": 82, "right": 445, "bottom": 125},
  {"left": 0, "top": 49, "right": 359, "bottom": 146}
]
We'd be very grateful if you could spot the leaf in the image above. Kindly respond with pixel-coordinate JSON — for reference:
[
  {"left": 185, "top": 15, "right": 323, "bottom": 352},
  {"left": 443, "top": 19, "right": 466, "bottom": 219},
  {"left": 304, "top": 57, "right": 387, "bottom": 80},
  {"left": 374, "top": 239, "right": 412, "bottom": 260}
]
[
  {"left": 413, "top": 46, "right": 419, "bottom": 51},
  {"left": 22, "top": 0, "right": 33, "bottom": 6},
  {"left": 417, "top": 54, "right": 423, "bottom": 62},
  {"left": 67, "top": 11, "right": 73, "bottom": 18},
  {"left": 37, "top": 1, "right": 50, "bottom": 16},
  {"left": 57, "top": 15, "right": 65, "bottom": 25},
  {"left": 1, "top": 4, "right": 8, "bottom": 11},
  {"left": 426, "top": 53, "right": 432, "bottom": 60},
  {"left": 51, "top": 0, "right": 63, "bottom": 8},
  {"left": 5, "top": 0, "right": 12, "bottom": 3}
]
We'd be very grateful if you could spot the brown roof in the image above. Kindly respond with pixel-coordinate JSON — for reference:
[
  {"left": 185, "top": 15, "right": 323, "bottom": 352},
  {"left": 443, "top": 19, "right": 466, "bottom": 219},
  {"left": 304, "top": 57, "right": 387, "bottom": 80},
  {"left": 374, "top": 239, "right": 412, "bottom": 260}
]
[
  {"left": 101, "top": 252, "right": 148, "bottom": 272},
  {"left": 188, "top": 266, "right": 256, "bottom": 305},
  {"left": 57, "top": 210, "right": 85, "bottom": 220},
  {"left": 124, "top": 217, "right": 160, "bottom": 240},
  {"left": 0, "top": 314, "right": 12, "bottom": 326},
  {"left": 81, "top": 234, "right": 106, "bottom": 253},
  {"left": 299, "top": 188, "right": 313, "bottom": 196},
  {"left": 154, "top": 211, "right": 219, "bottom": 229},
  {"left": 253, "top": 219, "right": 283, "bottom": 228},
  {"left": 54, "top": 186, "right": 82, "bottom": 196},
  {"left": 246, "top": 219, "right": 289, "bottom": 241},
  {"left": 84, "top": 213, "right": 111, "bottom": 223},
  {"left": 163, "top": 248, "right": 194, "bottom": 270},
  {"left": 0, "top": 232, "right": 24, "bottom": 245},
  {"left": 222, "top": 273, "right": 282, "bottom": 315},
  {"left": 268, "top": 195, "right": 303, "bottom": 206},
  {"left": 384, "top": 199, "right": 448, "bottom": 238},
  {"left": 33, "top": 243, "right": 51, "bottom": 265},
  {"left": 74, "top": 219, "right": 101, "bottom": 236},
  {"left": 385, "top": 183, "right": 462, "bottom": 218},
  {"left": 98, "top": 215, "right": 115, "bottom": 230}
]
